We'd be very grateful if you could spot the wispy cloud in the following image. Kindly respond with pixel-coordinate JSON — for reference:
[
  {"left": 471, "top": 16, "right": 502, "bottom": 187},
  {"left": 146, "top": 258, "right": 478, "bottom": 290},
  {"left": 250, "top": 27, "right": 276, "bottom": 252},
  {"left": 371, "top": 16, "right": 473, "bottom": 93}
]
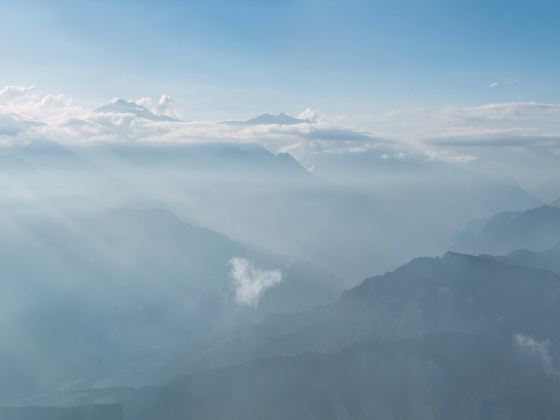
[
  {"left": 228, "top": 258, "right": 283, "bottom": 307},
  {"left": 488, "top": 78, "right": 519, "bottom": 89},
  {"left": 423, "top": 102, "right": 560, "bottom": 149},
  {"left": 446, "top": 102, "right": 560, "bottom": 123}
]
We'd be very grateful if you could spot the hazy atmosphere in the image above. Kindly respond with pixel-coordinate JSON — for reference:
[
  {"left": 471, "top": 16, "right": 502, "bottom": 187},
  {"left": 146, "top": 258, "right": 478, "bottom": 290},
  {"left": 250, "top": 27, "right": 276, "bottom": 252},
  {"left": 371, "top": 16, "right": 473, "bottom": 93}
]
[{"left": 1, "top": 1, "right": 560, "bottom": 419}]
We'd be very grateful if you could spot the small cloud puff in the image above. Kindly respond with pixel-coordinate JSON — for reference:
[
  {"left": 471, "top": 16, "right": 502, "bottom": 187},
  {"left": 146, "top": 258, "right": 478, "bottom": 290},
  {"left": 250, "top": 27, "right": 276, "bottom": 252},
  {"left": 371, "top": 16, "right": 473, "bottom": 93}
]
[
  {"left": 489, "top": 79, "right": 519, "bottom": 88},
  {"left": 515, "top": 333, "right": 556, "bottom": 374},
  {"left": 228, "top": 257, "right": 283, "bottom": 307},
  {"left": 297, "top": 107, "right": 321, "bottom": 122}
]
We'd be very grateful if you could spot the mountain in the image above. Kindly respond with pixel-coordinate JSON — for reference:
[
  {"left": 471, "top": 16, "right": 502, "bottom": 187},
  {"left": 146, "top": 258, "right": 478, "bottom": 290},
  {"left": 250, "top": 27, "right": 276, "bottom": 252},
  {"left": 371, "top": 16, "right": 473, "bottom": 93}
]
[
  {"left": 552, "top": 198, "right": 560, "bottom": 207},
  {"left": 0, "top": 206, "right": 338, "bottom": 403},
  {"left": 0, "top": 140, "right": 415, "bottom": 281},
  {"left": 483, "top": 244, "right": 560, "bottom": 276},
  {"left": 433, "top": 144, "right": 560, "bottom": 203},
  {"left": 40, "top": 141, "right": 417, "bottom": 281},
  {"left": 224, "top": 113, "right": 310, "bottom": 125},
  {"left": 453, "top": 205, "right": 560, "bottom": 255},
  {"left": 116, "top": 332, "right": 560, "bottom": 420},
  {"left": 304, "top": 150, "right": 540, "bottom": 257},
  {"left": 188, "top": 251, "right": 560, "bottom": 372},
  {"left": 44, "top": 251, "right": 560, "bottom": 419},
  {"left": 10, "top": 139, "right": 539, "bottom": 283},
  {"left": 95, "top": 99, "right": 181, "bottom": 122}
]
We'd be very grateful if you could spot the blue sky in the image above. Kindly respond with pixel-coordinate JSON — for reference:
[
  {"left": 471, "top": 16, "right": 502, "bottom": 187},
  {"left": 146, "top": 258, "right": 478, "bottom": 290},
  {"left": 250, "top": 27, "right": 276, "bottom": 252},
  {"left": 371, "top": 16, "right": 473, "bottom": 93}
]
[{"left": 1, "top": 0, "right": 559, "bottom": 119}]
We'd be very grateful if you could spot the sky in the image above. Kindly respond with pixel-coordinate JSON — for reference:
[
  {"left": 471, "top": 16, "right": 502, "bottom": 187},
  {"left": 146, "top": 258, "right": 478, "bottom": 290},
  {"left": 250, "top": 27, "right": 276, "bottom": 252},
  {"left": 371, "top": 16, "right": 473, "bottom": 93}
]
[{"left": 2, "top": 0, "right": 560, "bottom": 120}]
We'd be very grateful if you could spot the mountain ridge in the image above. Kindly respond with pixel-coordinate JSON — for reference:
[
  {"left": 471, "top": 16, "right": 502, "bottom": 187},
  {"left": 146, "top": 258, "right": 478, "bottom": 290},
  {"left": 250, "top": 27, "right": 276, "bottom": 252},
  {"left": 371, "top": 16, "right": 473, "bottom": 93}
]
[{"left": 453, "top": 205, "right": 560, "bottom": 254}]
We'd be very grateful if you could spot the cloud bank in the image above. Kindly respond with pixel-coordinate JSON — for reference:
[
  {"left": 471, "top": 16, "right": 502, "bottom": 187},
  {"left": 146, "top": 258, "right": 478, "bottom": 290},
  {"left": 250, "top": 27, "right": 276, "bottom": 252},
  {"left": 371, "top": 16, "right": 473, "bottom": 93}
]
[
  {"left": 0, "top": 85, "right": 385, "bottom": 159},
  {"left": 1, "top": 85, "right": 560, "bottom": 162}
]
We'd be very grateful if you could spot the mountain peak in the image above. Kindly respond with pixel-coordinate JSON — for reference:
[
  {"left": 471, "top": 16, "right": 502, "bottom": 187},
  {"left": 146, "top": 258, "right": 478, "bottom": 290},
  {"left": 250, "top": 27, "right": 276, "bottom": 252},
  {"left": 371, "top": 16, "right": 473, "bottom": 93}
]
[{"left": 224, "top": 113, "right": 311, "bottom": 126}]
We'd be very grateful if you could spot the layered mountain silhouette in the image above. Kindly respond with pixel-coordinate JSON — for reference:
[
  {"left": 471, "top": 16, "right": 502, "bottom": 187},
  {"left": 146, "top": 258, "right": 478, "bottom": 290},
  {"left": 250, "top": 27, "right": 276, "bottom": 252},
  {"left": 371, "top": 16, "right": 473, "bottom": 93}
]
[
  {"left": 2, "top": 139, "right": 559, "bottom": 419},
  {"left": 484, "top": 244, "right": 560, "bottom": 276},
  {"left": 190, "top": 251, "right": 560, "bottom": 371},
  {"left": 1, "top": 140, "right": 417, "bottom": 281},
  {"left": 119, "top": 332, "right": 560, "bottom": 420},
  {"left": 453, "top": 205, "right": 560, "bottom": 255},
  {"left": 26, "top": 249, "right": 560, "bottom": 419},
  {"left": 0, "top": 207, "right": 338, "bottom": 402},
  {"left": 307, "top": 149, "right": 540, "bottom": 256}
]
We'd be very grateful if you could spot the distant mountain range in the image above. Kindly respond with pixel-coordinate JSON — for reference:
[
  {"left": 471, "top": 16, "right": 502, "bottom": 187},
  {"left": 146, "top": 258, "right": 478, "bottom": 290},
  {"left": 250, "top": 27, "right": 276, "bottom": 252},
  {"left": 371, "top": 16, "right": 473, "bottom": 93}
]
[
  {"left": 96, "top": 99, "right": 182, "bottom": 122},
  {"left": 4, "top": 140, "right": 419, "bottom": 281},
  {"left": 224, "top": 113, "right": 310, "bottom": 125},
  {"left": 0, "top": 207, "right": 338, "bottom": 402},
  {"left": 483, "top": 243, "right": 560, "bottom": 276},
  {"left": 126, "top": 249, "right": 560, "bottom": 419},
  {"left": 122, "top": 332, "right": 560, "bottom": 420},
  {"left": 452, "top": 205, "right": 560, "bottom": 255},
  {"left": 0, "top": 139, "right": 542, "bottom": 281},
  {"left": 191, "top": 251, "right": 560, "bottom": 370},
  {"left": 19, "top": 247, "right": 560, "bottom": 419},
  {"left": 306, "top": 149, "right": 541, "bottom": 257},
  {"left": 2, "top": 139, "right": 559, "bottom": 419}
]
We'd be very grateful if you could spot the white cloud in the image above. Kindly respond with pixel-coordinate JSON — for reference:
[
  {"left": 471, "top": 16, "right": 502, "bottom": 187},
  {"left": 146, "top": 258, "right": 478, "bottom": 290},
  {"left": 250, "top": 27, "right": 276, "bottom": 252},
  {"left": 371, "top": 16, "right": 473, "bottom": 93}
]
[
  {"left": 447, "top": 102, "right": 560, "bottom": 123},
  {"left": 0, "top": 113, "right": 42, "bottom": 137},
  {"left": 133, "top": 94, "right": 180, "bottom": 118},
  {"left": 228, "top": 257, "right": 283, "bottom": 307},
  {"left": 489, "top": 82, "right": 499, "bottom": 88},
  {"left": 297, "top": 107, "right": 321, "bottom": 122},
  {"left": 0, "top": 85, "right": 80, "bottom": 125},
  {"left": 419, "top": 102, "right": 560, "bottom": 149}
]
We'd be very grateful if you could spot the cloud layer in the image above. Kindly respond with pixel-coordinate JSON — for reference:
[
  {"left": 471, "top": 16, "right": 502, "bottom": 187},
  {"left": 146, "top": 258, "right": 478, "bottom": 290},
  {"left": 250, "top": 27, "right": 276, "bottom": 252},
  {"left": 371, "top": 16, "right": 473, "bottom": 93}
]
[
  {"left": 0, "top": 85, "right": 385, "bottom": 159},
  {"left": 1, "top": 85, "right": 560, "bottom": 160}
]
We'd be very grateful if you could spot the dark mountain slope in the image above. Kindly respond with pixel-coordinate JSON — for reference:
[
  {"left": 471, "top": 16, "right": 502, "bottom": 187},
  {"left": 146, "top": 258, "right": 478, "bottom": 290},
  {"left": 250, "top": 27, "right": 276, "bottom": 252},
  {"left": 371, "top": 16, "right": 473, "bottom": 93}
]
[
  {"left": 24, "top": 252, "right": 560, "bottom": 419},
  {"left": 121, "top": 333, "right": 560, "bottom": 420},
  {"left": 194, "top": 252, "right": 560, "bottom": 371}
]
